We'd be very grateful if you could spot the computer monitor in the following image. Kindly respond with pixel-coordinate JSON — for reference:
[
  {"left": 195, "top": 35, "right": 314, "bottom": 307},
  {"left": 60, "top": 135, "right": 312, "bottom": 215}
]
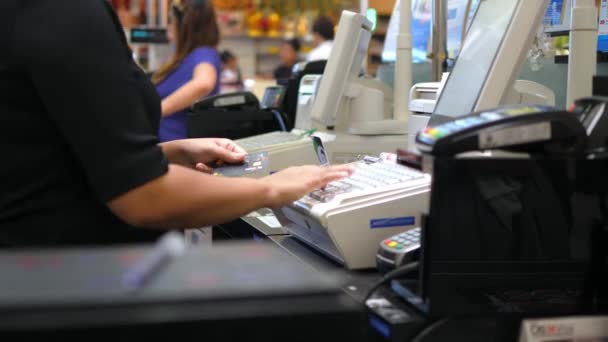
[
  {"left": 598, "top": 1, "right": 608, "bottom": 53},
  {"left": 465, "top": 0, "right": 481, "bottom": 32},
  {"left": 430, "top": 0, "right": 550, "bottom": 126},
  {"left": 599, "top": 35, "right": 608, "bottom": 53},
  {"left": 260, "top": 86, "right": 284, "bottom": 110},
  {"left": 543, "top": 0, "right": 572, "bottom": 34},
  {"left": 421, "top": 157, "right": 602, "bottom": 316},
  {"left": 312, "top": 11, "right": 405, "bottom": 134},
  {"left": 382, "top": 0, "right": 432, "bottom": 64},
  {"left": 544, "top": 0, "right": 565, "bottom": 26},
  {"left": 311, "top": 11, "right": 392, "bottom": 134},
  {"left": 446, "top": 0, "right": 475, "bottom": 60}
]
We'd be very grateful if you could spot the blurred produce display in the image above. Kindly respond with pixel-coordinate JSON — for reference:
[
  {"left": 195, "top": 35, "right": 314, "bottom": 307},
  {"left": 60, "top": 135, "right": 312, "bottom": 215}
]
[
  {"left": 219, "top": 0, "right": 358, "bottom": 38},
  {"left": 110, "top": 0, "right": 359, "bottom": 38}
]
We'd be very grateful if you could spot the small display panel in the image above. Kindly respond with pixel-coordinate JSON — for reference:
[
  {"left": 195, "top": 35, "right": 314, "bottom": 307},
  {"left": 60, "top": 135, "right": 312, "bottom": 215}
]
[
  {"left": 312, "top": 136, "right": 329, "bottom": 166},
  {"left": 599, "top": 0, "right": 608, "bottom": 53},
  {"left": 261, "top": 86, "right": 284, "bottom": 109},
  {"left": 382, "top": 0, "right": 432, "bottom": 63},
  {"left": 544, "top": 0, "right": 564, "bottom": 26},
  {"left": 130, "top": 28, "right": 169, "bottom": 44}
]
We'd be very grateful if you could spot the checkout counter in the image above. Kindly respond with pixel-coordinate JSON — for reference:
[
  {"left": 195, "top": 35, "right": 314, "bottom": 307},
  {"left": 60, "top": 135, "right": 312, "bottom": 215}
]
[
  {"left": 213, "top": 98, "right": 608, "bottom": 341},
  {"left": 215, "top": 0, "right": 608, "bottom": 338}
]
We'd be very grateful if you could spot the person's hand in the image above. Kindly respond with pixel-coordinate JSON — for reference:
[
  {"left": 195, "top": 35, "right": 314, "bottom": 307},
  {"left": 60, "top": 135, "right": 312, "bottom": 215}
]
[
  {"left": 260, "top": 164, "right": 354, "bottom": 208},
  {"left": 160, "top": 138, "right": 246, "bottom": 172}
]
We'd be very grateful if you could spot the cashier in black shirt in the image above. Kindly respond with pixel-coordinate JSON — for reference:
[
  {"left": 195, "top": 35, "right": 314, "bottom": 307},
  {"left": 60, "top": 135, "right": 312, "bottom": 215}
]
[{"left": 0, "top": 0, "right": 352, "bottom": 247}]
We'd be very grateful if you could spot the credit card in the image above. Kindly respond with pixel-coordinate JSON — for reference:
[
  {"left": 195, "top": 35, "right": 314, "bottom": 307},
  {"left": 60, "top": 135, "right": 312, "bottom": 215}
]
[{"left": 212, "top": 152, "right": 269, "bottom": 177}]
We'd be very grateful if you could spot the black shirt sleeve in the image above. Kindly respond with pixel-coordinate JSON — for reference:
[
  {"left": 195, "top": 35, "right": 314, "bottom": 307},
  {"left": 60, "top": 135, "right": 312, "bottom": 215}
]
[{"left": 15, "top": 0, "right": 169, "bottom": 202}]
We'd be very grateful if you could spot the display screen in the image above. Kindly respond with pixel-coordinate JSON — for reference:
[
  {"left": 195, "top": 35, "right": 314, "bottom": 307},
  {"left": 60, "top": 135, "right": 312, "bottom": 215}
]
[
  {"left": 599, "top": 0, "right": 608, "bottom": 53},
  {"left": 261, "top": 86, "right": 284, "bottom": 109},
  {"left": 424, "top": 158, "right": 600, "bottom": 316},
  {"left": 544, "top": 0, "right": 564, "bottom": 26},
  {"left": 382, "top": 0, "right": 432, "bottom": 63},
  {"left": 309, "top": 11, "right": 374, "bottom": 127},
  {"left": 446, "top": 0, "right": 472, "bottom": 59},
  {"left": 312, "top": 136, "right": 329, "bottom": 166},
  {"left": 466, "top": 0, "right": 481, "bottom": 31},
  {"left": 431, "top": 0, "right": 519, "bottom": 123},
  {"left": 599, "top": 36, "right": 608, "bottom": 53},
  {"left": 130, "top": 28, "right": 168, "bottom": 44}
]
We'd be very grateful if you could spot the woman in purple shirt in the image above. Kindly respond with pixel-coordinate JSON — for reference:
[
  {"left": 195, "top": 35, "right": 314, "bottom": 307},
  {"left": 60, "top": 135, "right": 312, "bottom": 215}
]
[{"left": 154, "top": 0, "right": 222, "bottom": 142}]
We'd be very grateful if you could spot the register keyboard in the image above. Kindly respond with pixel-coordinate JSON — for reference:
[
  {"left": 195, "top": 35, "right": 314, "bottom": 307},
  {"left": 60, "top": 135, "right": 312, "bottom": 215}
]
[
  {"left": 302, "top": 158, "right": 426, "bottom": 205},
  {"left": 275, "top": 157, "right": 432, "bottom": 269}
]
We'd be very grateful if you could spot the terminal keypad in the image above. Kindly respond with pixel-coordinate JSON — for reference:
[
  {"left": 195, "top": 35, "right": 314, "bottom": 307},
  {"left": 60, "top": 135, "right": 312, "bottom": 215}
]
[{"left": 305, "top": 160, "right": 426, "bottom": 204}]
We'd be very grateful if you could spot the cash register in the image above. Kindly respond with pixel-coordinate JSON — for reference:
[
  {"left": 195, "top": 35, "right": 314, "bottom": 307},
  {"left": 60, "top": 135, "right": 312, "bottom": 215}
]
[
  {"left": 276, "top": 154, "right": 431, "bottom": 270},
  {"left": 237, "top": 11, "right": 411, "bottom": 176},
  {"left": 275, "top": 0, "right": 555, "bottom": 271}
]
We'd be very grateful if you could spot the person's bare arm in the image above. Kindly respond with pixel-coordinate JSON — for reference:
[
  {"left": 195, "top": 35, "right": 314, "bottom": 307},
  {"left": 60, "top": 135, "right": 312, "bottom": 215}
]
[
  {"left": 161, "top": 63, "right": 217, "bottom": 117},
  {"left": 108, "top": 164, "right": 352, "bottom": 229},
  {"left": 108, "top": 165, "right": 269, "bottom": 229}
]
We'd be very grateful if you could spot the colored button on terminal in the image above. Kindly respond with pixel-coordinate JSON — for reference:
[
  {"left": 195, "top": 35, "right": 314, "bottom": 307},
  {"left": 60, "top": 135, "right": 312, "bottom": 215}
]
[{"left": 435, "top": 129, "right": 448, "bottom": 138}]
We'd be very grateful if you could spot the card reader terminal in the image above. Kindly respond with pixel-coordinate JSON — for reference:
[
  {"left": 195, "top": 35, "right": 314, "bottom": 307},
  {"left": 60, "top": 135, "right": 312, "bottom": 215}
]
[
  {"left": 276, "top": 157, "right": 431, "bottom": 269},
  {"left": 416, "top": 104, "right": 587, "bottom": 156},
  {"left": 376, "top": 228, "right": 421, "bottom": 274}
]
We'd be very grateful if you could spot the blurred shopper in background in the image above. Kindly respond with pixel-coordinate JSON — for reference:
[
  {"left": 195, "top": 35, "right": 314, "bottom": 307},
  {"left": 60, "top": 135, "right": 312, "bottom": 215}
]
[
  {"left": 273, "top": 38, "right": 301, "bottom": 80},
  {"left": 154, "top": 0, "right": 222, "bottom": 142},
  {"left": 306, "top": 16, "right": 335, "bottom": 62},
  {"left": 220, "top": 50, "right": 244, "bottom": 93}
]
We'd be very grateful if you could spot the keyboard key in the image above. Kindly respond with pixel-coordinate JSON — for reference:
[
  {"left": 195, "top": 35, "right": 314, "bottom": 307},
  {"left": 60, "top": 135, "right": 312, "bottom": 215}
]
[{"left": 296, "top": 160, "right": 428, "bottom": 207}]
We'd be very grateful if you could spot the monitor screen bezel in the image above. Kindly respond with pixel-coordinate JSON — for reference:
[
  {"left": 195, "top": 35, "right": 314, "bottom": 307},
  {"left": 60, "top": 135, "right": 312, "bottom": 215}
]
[
  {"left": 429, "top": 0, "right": 521, "bottom": 126},
  {"left": 420, "top": 157, "right": 597, "bottom": 317},
  {"left": 310, "top": 11, "right": 373, "bottom": 128}
]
